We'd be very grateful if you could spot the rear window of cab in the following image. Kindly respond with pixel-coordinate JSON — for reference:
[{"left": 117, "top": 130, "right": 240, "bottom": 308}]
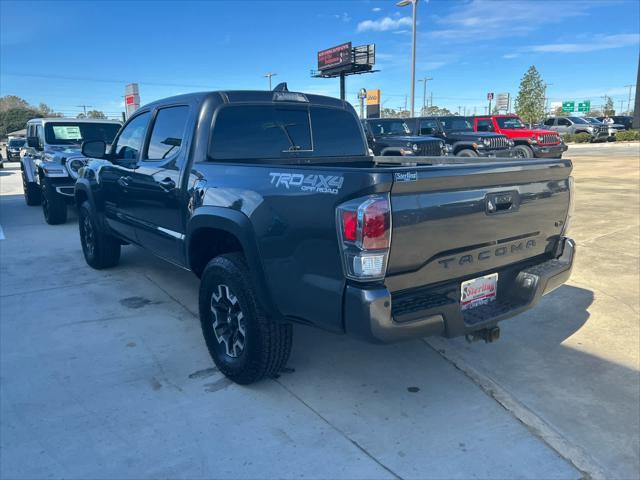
[{"left": 208, "top": 105, "right": 366, "bottom": 161}]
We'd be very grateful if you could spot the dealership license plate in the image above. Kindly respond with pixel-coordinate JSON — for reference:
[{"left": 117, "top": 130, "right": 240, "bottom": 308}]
[{"left": 460, "top": 273, "right": 498, "bottom": 311}]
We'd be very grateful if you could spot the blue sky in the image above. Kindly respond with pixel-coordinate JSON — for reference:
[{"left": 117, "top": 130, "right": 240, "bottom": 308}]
[{"left": 1, "top": 0, "right": 638, "bottom": 118}]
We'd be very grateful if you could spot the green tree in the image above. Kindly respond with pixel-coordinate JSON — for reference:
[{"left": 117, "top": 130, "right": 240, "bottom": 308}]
[
  {"left": 553, "top": 106, "right": 570, "bottom": 117},
  {"left": 0, "top": 95, "right": 29, "bottom": 112},
  {"left": 86, "top": 110, "right": 107, "bottom": 119},
  {"left": 602, "top": 96, "right": 615, "bottom": 116},
  {"left": 515, "top": 65, "right": 546, "bottom": 124},
  {"left": 0, "top": 107, "right": 41, "bottom": 136},
  {"left": 422, "top": 105, "right": 453, "bottom": 116}
]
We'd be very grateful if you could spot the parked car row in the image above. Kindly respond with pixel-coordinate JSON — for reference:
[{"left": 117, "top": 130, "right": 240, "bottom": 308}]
[
  {"left": 15, "top": 86, "right": 576, "bottom": 385},
  {"left": 363, "top": 114, "right": 567, "bottom": 159}
]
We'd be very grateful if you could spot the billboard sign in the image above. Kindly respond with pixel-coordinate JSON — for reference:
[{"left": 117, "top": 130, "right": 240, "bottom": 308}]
[
  {"left": 562, "top": 101, "right": 575, "bottom": 113},
  {"left": 124, "top": 83, "right": 140, "bottom": 119},
  {"left": 487, "top": 92, "right": 494, "bottom": 101},
  {"left": 317, "top": 42, "right": 352, "bottom": 71}
]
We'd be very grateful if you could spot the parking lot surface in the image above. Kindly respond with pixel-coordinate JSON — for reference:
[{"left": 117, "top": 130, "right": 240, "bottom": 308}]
[{"left": 1, "top": 144, "right": 638, "bottom": 479}]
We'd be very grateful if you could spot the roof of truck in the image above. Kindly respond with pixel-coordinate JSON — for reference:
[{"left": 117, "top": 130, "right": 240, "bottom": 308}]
[
  {"left": 140, "top": 90, "right": 349, "bottom": 111},
  {"left": 26, "top": 117, "right": 122, "bottom": 125}
]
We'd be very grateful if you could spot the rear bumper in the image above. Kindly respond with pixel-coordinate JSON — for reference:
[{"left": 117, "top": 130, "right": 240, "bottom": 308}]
[
  {"left": 344, "top": 237, "right": 575, "bottom": 343},
  {"left": 531, "top": 143, "right": 568, "bottom": 158}
]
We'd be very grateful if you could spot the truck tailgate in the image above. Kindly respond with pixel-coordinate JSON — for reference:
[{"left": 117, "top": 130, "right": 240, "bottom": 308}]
[{"left": 385, "top": 159, "right": 572, "bottom": 293}]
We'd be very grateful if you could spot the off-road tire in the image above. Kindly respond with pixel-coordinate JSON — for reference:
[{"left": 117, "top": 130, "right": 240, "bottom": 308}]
[
  {"left": 79, "top": 201, "right": 121, "bottom": 269},
  {"left": 22, "top": 172, "right": 42, "bottom": 206},
  {"left": 514, "top": 144, "right": 534, "bottom": 159},
  {"left": 199, "top": 253, "right": 292, "bottom": 385},
  {"left": 41, "top": 177, "right": 68, "bottom": 225},
  {"left": 456, "top": 149, "right": 478, "bottom": 157}
]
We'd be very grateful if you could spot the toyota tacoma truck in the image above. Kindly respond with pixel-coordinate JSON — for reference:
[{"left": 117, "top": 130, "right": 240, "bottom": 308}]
[
  {"left": 470, "top": 114, "right": 567, "bottom": 158},
  {"left": 406, "top": 116, "right": 515, "bottom": 157},
  {"left": 361, "top": 118, "right": 451, "bottom": 157},
  {"left": 75, "top": 86, "right": 575, "bottom": 385},
  {"left": 21, "top": 117, "right": 121, "bottom": 224}
]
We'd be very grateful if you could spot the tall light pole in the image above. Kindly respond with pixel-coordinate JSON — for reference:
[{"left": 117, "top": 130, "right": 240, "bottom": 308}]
[
  {"left": 543, "top": 82, "right": 553, "bottom": 116},
  {"left": 625, "top": 84, "right": 636, "bottom": 114},
  {"left": 397, "top": 0, "right": 418, "bottom": 117},
  {"left": 264, "top": 72, "right": 277, "bottom": 90},
  {"left": 418, "top": 76, "right": 433, "bottom": 115}
]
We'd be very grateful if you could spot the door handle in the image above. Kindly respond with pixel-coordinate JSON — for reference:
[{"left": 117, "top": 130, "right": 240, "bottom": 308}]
[
  {"left": 118, "top": 176, "right": 131, "bottom": 187},
  {"left": 158, "top": 177, "right": 176, "bottom": 190}
]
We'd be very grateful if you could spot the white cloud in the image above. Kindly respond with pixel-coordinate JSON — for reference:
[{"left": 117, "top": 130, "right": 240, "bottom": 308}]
[
  {"left": 527, "top": 33, "right": 639, "bottom": 53},
  {"left": 430, "top": 0, "right": 597, "bottom": 41},
  {"left": 503, "top": 53, "right": 519, "bottom": 59},
  {"left": 357, "top": 16, "right": 413, "bottom": 32},
  {"left": 334, "top": 12, "right": 351, "bottom": 23},
  {"left": 372, "top": 7, "right": 382, "bottom": 12}
]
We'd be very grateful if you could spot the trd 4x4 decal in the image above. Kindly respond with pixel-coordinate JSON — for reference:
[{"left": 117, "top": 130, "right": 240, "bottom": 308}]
[{"left": 269, "top": 172, "right": 344, "bottom": 195}]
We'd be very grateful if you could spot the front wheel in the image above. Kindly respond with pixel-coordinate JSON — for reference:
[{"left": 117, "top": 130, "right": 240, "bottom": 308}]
[
  {"left": 456, "top": 149, "right": 478, "bottom": 157},
  {"left": 79, "top": 201, "right": 121, "bottom": 269},
  {"left": 513, "top": 144, "right": 534, "bottom": 159},
  {"left": 199, "top": 253, "right": 292, "bottom": 385},
  {"left": 41, "top": 178, "right": 68, "bottom": 225},
  {"left": 22, "top": 172, "right": 41, "bottom": 206}
]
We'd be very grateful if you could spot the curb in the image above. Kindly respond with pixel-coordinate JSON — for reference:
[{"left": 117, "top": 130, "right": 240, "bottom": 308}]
[{"left": 424, "top": 337, "right": 609, "bottom": 480}]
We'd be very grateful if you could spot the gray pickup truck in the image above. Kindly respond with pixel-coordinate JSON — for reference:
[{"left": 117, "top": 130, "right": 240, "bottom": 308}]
[{"left": 75, "top": 86, "right": 575, "bottom": 384}]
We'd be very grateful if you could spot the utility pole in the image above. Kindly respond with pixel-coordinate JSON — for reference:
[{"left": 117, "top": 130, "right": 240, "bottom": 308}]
[
  {"left": 397, "top": 0, "right": 418, "bottom": 117},
  {"left": 458, "top": 105, "right": 462, "bottom": 115},
  {"left": 264, "top": 72, "right": 277, "bottom": 90},
  {"left": 430, "top": 92, "right": 433, "bottom": 109},
  {"left": 620, "top": 100, "right": 625, "bottom": 115},
  {"left": 418, "top": 76, "right": 433, "bottom": 115},
  {"left": 76, "top": 104, "right": 93, "bottom": 116},
  {"left": 625, "top": 84, "right": 636, "bottom": 114}
]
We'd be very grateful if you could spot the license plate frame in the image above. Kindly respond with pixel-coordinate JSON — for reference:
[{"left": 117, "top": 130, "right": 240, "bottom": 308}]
[{"left": 460, "top": 273, "right": 498, "bottom": 311}]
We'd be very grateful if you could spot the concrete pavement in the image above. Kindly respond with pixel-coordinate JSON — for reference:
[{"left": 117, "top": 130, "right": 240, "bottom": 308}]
[{"left": 1, "top": 145, "right": 638, "bottom": 479}]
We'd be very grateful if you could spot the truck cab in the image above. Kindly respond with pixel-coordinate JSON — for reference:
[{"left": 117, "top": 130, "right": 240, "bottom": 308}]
[
  {"left": 471, "top": 115, "right": 567, "bottom": 158},
  {"left": 21, "top": 117, "right": 121, "bottom": 224}
]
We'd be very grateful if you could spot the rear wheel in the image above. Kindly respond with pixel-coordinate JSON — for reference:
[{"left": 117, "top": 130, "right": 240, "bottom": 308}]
[
  {"left": 456, "top": 149, "right": 478, "bottom": 157},
  {"left": 513, "top": 144, "right": 534, "bottom": 158},
  {"left": 79, "top": 201, "right": 121, "bottom": 269},
  {"left": 199, "top": 253, "right": 292, "bottom": 384},
  {"left": 22, "top": 172, "right": 41, "bottom": 206},
  {"left": 41, "top": 178, "right": 67, "bottom": 225}
]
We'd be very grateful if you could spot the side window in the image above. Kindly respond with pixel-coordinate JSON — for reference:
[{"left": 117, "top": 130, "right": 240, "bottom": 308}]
[
  {"left": 544, "top": 118, "right": 555, "bottom": 126},
  {"left": 113, "top": 112, "right": 151, "bottom": 160},
  {"left": 36, "top": 125, "right": 45, "bottom": 146},
  {"left": 558, "top": 118, "right": 571, "bottom": 126},
  {"left": 145, "top": 106, "right": 190, "bottom": 161},
  {"left": 476, "top": 119, "right": 494, "bottom": 132},
  {"left": 419, "top": 119, "right": 439, "bottom": 134}
]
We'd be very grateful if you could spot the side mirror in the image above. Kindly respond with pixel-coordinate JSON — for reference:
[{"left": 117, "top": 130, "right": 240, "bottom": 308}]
[
  {"left": 27, "top": 136, "right": 40, "bottom": 149},
  {"left": 81, "top": 140, "right": 106, "bottom": 159}
]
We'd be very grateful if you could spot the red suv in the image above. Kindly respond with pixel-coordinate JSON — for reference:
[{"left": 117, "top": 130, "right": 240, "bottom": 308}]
[{"left": 471, "top": 115, "right": 567, "bottom": 158}]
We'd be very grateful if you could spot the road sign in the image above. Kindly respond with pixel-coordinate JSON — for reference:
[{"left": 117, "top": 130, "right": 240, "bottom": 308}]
[
  {"left": 562, "top": 101, "right": 575, "bottom": 113},
  {"left": 487, "top": 92, "right": 494, "bottom": 101},
  {"left": 124, "top": 83, "right": 140, "bottom": 119},
  {"left": 496, "top": 93, "right": 510, "bottom": 111},
  {"left": 577, "top": 100, "right": 591, "bottom": 113}
]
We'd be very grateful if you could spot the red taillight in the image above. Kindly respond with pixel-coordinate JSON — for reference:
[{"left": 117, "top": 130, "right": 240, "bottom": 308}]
[
  {"left": 342, "top": 211, "right": 357, "bottom": 241},
  {"left": 362, "top": 199, "right": 390, "bottom": 250},
  {"left": 336, "top": 194, "right": 391, "bottom": 281}
]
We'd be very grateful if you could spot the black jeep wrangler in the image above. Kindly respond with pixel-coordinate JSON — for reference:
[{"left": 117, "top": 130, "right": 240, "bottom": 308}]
[
  {"left": 407, "top": 116, "right": 514, "bottom": 157},
  {"left": 362, "top": 118, "right": 450, "bottom": 157}
]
